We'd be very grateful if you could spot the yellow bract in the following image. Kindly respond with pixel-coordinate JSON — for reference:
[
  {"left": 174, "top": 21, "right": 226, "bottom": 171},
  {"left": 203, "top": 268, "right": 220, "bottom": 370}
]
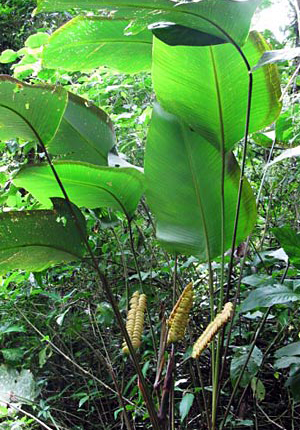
[
  {"left": 192, "top": 302, "right": 233, "bottom": 359},
  {"left": 167, "top": 282, "right": 194, "bottom": 345},
  {"left": 122, "top": 291, "right": 147, "bottom": 354}
]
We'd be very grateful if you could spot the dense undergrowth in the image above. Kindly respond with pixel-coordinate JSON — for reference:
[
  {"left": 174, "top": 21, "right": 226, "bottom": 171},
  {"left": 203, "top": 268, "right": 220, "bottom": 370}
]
[{"left": 0, "top": 0, "right": 299, "bottom": 429}]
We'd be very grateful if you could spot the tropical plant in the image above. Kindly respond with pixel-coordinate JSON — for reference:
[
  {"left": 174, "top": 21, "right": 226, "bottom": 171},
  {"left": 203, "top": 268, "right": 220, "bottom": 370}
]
[{"left": 1, "top": 0, "right": 299, "bottom": 429}]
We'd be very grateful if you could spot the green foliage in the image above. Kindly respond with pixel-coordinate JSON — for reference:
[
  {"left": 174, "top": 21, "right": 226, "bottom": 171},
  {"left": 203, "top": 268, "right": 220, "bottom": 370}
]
[
  {"left": 36, "top": 0, "right": 260, "bottom": 47},
  {"left": 273, "top": 226, "right": 300, "bottom": 269},
  {"left": 152, "top": 31, "right": 281, "bottom": 151},
  {"left": 43, "top": 17, "right": 153, "bottom": 73},
  {"left": 145, "top": 102, "right": 256, "bottom": 258},
  {"left": 0, "top": 0, "right": 299, "bottom": 428},
  {"left": 0, "top": 198, "right": 86, "bottom": 273},
  {"left": 230, "top": 345, "right": 263, "bottom": 388}
]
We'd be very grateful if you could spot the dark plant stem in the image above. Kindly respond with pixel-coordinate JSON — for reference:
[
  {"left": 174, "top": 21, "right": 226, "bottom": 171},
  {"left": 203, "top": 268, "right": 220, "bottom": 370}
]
[
  {"left": 158, "top": 345, "right": 175, "bottom": 427},
  {"left": 15, "top": 114, "right": 161, "bottom": 429},
  {"left": 128, "top": 218, "right": 158, "bottom": 360},
  {"left": 220, "top": 308, "right": 271, "bottom": 429}
]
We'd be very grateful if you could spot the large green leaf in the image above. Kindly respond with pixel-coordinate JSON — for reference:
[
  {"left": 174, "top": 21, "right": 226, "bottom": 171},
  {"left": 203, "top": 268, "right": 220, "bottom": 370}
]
[
  {"left": 13, "top": 162, "right": 144, "bottom": 217},
  {"left": 48, "top": 92, "right": 115, "bottom": 165},
  {"left": 144, "top": 103, "right": 256, "bottom": 259},
  {"left": 43, "top": 18, "right": 153, "bottom": 73},
  {"left": 152, "top": 31, "right": 282, "bottom": 152},
  {"left": 240, "top": 284, "right": 300, "bottom": 313},
  {"left": 0, "top": 198, "right": 86, "bottom": 274},
  {"left": 272, "top": 227, "right": 300, "bottom": 269},
  {"left": 0, "top": 75, "right": 67, "bottom": 145},
  {"left": 37, "top": 0, "right": 260, "bottom": 48}
]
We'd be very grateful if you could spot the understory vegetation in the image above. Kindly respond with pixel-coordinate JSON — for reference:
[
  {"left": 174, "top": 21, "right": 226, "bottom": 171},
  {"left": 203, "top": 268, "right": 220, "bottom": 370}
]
[{"left": 0, "top": 0, "right": 299, "bottom": 429}]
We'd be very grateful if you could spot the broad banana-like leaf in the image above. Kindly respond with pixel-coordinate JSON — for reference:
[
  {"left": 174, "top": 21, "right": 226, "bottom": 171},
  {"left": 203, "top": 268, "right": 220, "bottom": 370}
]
[
  {"left": 0, "top": 75, "right": 67, "bottom": 145},
  {"left": 152, "top": 31, "right": 282, "bottom": 152},
  {"left": 49, "top": 92, "right": 115, "bottom": 165},
  {"left": 37, "top": 0, "right": 261, "bottom": 48},
  {"left": 0, "top": 198, "right": 86, "bottom": 274},
  {"left": 145, "top": 103, "right": 256, "bottom": 259},
  {"left": 13, "top": 162, "right": 144, "bottom": 217},
  {"left": 43, "top": 18, "right": 153, "bottom": 73}
]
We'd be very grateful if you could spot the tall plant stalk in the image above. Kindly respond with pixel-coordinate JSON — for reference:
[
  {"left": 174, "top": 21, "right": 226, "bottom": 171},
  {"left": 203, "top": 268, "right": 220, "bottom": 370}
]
[{"left": 15, "top": 114, "right": 161, "bottom": 429}]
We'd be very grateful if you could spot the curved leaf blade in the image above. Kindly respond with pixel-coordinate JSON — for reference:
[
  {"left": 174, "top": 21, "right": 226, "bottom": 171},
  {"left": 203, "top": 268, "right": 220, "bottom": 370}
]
[
  {"left": 152, "top": 31, "right": 282, "bottom": 152},
  {"left": 240, "top": 284, "right": 300, "bottom": 312},
  {"left": 13, "top": 162, "right": 144, "bottom": 216},
  {"left": 145, "top": 103, "right": 256, "bottom": 259},
  {"left": 266, "top": 146, "right": 300, "bottom": 168},
  {"left": 272, "top": 226, "right": 300, "bottom": 269},
  {"left": 49, "top": 92, "right": 115, "bottom": 165},
  {"left": 0, "top": 198, "right": 86, "bottom": 274},
  {"left": 43, "top": 17, "right": 153, "bottom": 73},
  {"left": 253, "top": 47, "right": 300, "bottom": 70},
  {"left": 0, "top": 76, "right": 67, "bottom": 145},
  {"left": 37, "top": 0, "right": 260, "bottom": 48}
]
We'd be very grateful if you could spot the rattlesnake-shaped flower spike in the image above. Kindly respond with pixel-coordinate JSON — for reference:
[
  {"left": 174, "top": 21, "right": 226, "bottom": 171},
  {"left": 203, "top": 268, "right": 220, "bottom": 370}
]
[
  {"left": 122, "top": 291, "right": 147, "bottom": 354},
  {"left": 192, "top": 302, "right": 233, "bottom": 359},
  {"left": 167, "top": 282, "right": 194, "bottom": 345}
]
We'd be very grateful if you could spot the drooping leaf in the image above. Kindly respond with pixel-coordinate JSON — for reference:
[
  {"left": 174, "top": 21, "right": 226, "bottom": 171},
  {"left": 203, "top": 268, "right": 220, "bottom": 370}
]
[
  {"left": 144, "top": 103, "right": 256, "bottom": 259},
  {"left": 48, "top": 92, "right": 115, "bottom": 165},
  {"left": 274, "top": 356, "right": 300, "bottom": 370},
  {"left": 179, "top": 393, "right": 195, "bottom": 422},
  {"left": 253, "top": 47, "right": 300, "bottom": 70},
  {"left": 0, "top": 75, "right": 67, "bottom": 144},
  {"left": 151, "top": 23, "right": 225, "bottom": 46},
  {"left": 275, "top": 342, "right": 300, "bottom": 359},
  {"left": 152, "top": 31, "right": 281, "bottom": 152},
  {"left": 0, "top": 198, "right": 86, "bottom": 275},
  {"left": 230, "top": 345, "right": 263, "bottom": 388},
  {"left": 272, "top": 227, "right": 300, "bottom": 269},
  {"left": 266, "top": 146, "right": 300, "bottom": 168},
  {"left": 240, "top": 284, "right": 300, "bottom": 313},
  {"left": 43, "top": 18, "right": 153, "bottom": 73},
  {"left": 251, "top": 377, "right": 266, "bottom": 402},
  {"left": 13, "top": 162, "right": 144, "bottom": 217},
  {"left": 36, "top": 0, "right": 260, "bottom": 48}
]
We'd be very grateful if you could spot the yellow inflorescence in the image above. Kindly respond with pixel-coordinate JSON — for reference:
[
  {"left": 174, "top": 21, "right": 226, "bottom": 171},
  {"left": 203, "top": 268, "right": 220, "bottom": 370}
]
[
  {"left": 122, "top": 291, "right": 147, "bottom": 354},
  {"left": 192, "top": 302, "right": 233, "bottom": 359},
  {"left": 167, "top": 282, "right": 194, "bottom": 345}
]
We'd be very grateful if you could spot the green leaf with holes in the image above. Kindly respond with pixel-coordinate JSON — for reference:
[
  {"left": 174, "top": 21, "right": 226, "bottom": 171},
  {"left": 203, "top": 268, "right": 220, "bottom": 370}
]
[
  {"left": 37, "top": 0, "right": 260, "bottom": 48},
  {"left": 48, "top": 92, "right": 115, "bottom": 165},
  {"left": 0, "top": 198, "right": 86, "bottom": 274},
  {"left": 13, "top": 162, "right": 144, "bottom": 217},
  {"left": 43, "top": 17, "right": 153, "bottom": 73},
  {"left": 0, "top": 75, "right": 67, "bottom": 144}
]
